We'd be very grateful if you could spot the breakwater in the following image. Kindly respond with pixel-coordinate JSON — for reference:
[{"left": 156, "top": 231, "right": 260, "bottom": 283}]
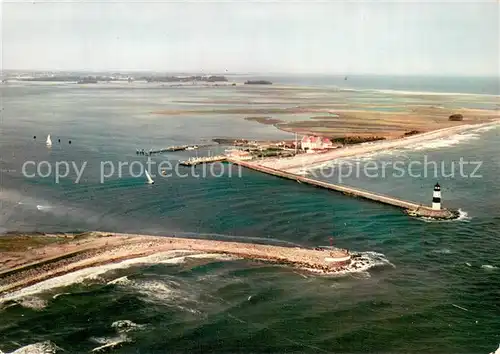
[
  {"left": 136, "top": 144, "right": 212, "bottom": 155},
  {"left": 228, "top": 159, "right": 459, "bottom": 220},
  {"left": 179, "top": 155, "right": 227, "bottom": 166},
  {"left": 0, "top": 232, "right": 352, "bottom": 295}
]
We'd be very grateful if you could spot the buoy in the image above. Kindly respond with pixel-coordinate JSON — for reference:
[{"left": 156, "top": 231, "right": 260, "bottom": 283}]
[{"left": 432, "top": 182, "right": 441, "bottom": 210}]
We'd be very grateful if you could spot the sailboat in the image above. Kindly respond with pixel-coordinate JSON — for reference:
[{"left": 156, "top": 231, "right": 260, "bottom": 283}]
[
  {"left": 46, "top": 134, "right": 52, "bottom": 146},
  {"left": 145, "top": 169, "right": 154, "bottom": 184}
]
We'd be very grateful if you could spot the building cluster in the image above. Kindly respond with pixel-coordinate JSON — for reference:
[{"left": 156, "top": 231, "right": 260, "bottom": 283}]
[
  {"left": 224, "top": 149, "right": 253, "bottom": 160},
  {"left": 299, "top": 136, "right": 335, "bottom": 152}
]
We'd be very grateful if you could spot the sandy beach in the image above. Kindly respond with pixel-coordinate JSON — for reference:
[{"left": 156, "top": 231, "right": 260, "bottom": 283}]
[
  {"left": 0, "top": 232, "right": 351, "bottom": 297},
  {"left": 257, "top": 120, "right": 500, "bottom": 172}
]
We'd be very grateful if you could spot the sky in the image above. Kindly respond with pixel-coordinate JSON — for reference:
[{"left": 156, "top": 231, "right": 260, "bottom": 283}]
[{"left": 1, "top": 0, "right": 499, "bottom": 75}]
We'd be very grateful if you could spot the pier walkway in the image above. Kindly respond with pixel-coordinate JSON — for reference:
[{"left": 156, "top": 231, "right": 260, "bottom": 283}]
[
  {"left": 136, "top": 144, "right": 212, "bottom": 155},
  {"left": 179, "top": 155, "right": 227, "bottom": 166},
  {"left": 228, "top": 159, "right": 457, "bottom": 219}
]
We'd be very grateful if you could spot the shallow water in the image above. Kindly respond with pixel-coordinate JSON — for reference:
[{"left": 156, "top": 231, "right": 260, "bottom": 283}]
[{"left": 0, "top": 82, "right": 499, "bottom": 353}]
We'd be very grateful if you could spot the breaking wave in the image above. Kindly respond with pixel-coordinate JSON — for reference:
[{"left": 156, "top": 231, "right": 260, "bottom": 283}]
[
  {"left": 481, "top": 265, "right": 498, "bottom": 271},
  {"left": 0, "top": 251, "right": 232, "bottom": 304},
  {"left": 418, "top": 209, "right": 470, "bottom": 223},
  {"left": 431, "top": 248, "right": 452, "bottom": 254},
  {"left": 111, "top": 320, "right": 147, "bottom": 333},
  {"left": 1, "top": 341, "right": 63, "bottom": 354},
  {"left": 89, "top": 320, "right": 145, "bottom": 353},
  {"left": 405, "top": 132, "right": 481, "bottom": 151},
  {"left": 471, "top": 125, "right": 499, "bottom": 133},
  {"left": 304, "top": 251, "right": 394, "bottom": 277}
]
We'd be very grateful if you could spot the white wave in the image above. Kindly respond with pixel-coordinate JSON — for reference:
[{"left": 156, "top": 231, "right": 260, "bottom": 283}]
[
  {"left": 89, "top": 319, "right": 147, "bottom": 352},
  {"left": 366, "top": 88, "right": 498, "bottom": 98},
  {"left": 489, "top": 344, "right": 500, "bottom": 354},
  {"left": 404, "top": 121, "right": 499, "bottom": 151},
  {"left": 52, "top": 292, "right": 71, "bottom": 300},
  {"left": 111, "top": 320, "right": 146, "bottom": 333},
  {"left": 106, "top": 276, "right": 130, "bottom": 285},
  {"left": 0, "top": 251, "right": 230, "bottom": 303},
  {"left": 472, "top": 125, "right": 499, "bottom": 133},
  {"left": 128, "top": 279, "right": 175, "bottom": 301},
  {"left": 90, "top": 334, "right": 130, "bottom": 353},
  {"left": 406, "top": 132, "right": 480, "bottom": 151},
  {"left": 305, "top": 251, "right": 394, "bottom": 277},
  {"left": 5, "top": 341, "right": 62, "bottom": 354},
  {"left": 418, "top": 209, "right": 470, "bottom": 223},
  {"left": 114, "top": 278, "right": 201, "bottom": 314},
  {"left": 481, "top": 265, "right": 498, "bottom": 271},
  {"left": 431, "top": 248, "right": 452, "bottom": 254},
  {"left": 456, "top": 209, "right": 471, "bottom": 221},
  {"left": 14, "top": 296, "right": 48, "bottom": 310},
  {"left": 0, "top": 302, "right": 18, "bottom": 311},
  {"left": 36, "top": 205, "right": 51, "bottom": 211}
]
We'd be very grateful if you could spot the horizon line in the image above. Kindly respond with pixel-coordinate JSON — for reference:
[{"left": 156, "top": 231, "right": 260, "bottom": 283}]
[{"left": 1, "top": 69, "right": 498, "bottom": 78}]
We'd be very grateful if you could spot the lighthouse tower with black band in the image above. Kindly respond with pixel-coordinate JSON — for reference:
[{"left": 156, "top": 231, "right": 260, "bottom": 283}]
[{"left": 432, "top": 183, "right": 442, "bottom": 210}]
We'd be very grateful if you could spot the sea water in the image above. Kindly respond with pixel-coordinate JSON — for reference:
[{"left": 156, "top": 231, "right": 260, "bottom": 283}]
[{"left": 0, "top": 78, "right": 499, "bottom": 353}]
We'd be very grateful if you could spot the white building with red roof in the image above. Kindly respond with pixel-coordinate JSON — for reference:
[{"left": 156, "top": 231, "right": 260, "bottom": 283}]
[{"left": 301, "top": 136, "right": 334, "bottom": 151}]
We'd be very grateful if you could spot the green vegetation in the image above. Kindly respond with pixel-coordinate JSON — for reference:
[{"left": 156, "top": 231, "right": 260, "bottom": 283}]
[
  {"left": 331, "top": 136, "right": 386, "bottom": 145},
  {"left": 0, "top": 232, "right": 93, "bottom": 252}
]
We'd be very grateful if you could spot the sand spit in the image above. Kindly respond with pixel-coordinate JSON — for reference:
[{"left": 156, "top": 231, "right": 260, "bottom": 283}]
[
  {"left": 0, "top": 232, "right": 351, "bottom": 296},
  {"left": 260, "top": 120, "right": 500, "bottom": 171}
]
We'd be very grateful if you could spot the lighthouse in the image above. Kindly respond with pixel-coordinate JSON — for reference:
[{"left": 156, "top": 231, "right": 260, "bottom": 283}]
[{"left": 432, "top": 182, "right": 442, "bottom": 210}]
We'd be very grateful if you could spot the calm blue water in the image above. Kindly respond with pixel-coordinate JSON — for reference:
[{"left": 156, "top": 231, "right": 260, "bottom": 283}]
[{"left": 0, "top": 80, "right": 499, "bottom": 353}]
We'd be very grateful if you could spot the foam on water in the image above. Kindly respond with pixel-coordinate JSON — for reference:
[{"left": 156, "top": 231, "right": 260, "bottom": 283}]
[
  {"left": 14, "top": 296, "right": 48, "bottom": 310},
  {"left": 51, "top": 292, "right": 71, "bottom": 300},
  {"left": 472, "top": 124, "right": 499, "bottom": 133},
  {"left": 431, "top": 248, "right": 452, "bottom": 254},
  {"left": 481, "top": 265, "right": 498, "bottom": 271},
  {"left": 290, "top": 121, "right": 500, "bottom": 174},
  {"left": 2, "top": 341, "right": 62, "bottom": 354},
  {"left": 89, "top": 334, "right": 130, "bottom": 353},
  {"left": 111, "top": 320, "right": 146, "bottom": 333},
  {"left": 106, "top": 276, "right": 130, "bottom": 285},
  {"left": 88, "top": 319, "right": 145, "bottom": 352},
  {"left": 489, "top": 344, "right": 500, "bottom": 354},
  {"left": 418, "top": 209, "right": 470, "bottom": 223},
  {"left": 406, "top": 132, "right": 481, "bottom": 151},
  {"left": 305, "top": 251, "right": 394, "bottom": 277},
  {"left": 0, "top": 251, "right": 228, "bottom": 303},
  {"left": 367, "top": 88, "right": 498, "bottom": 97}
]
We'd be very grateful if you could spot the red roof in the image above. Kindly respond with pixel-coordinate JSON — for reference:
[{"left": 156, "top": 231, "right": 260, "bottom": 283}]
[{"left": 302, "top": 136, "right": 333, "bottom": 146}]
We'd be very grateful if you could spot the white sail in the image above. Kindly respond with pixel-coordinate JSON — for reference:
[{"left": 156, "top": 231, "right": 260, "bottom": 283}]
[
  {"left": 145, "top": 169, "right": 154, "bottom": 184},
  {"left": 46, "top": 134, "right": 52, "bottom": 146}
]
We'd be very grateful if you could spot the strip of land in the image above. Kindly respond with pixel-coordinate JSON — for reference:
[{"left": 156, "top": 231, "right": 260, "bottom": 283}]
[
  {"left": 0, "top": 232, "right": 351, "bottom": 296},
  {"left": 256, "top": 120, "right": 500, "bottom": 171}
]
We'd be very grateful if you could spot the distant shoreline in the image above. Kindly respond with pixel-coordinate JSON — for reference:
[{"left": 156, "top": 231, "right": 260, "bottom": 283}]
[{"left": 2, "top": 76, "right": 500, "bottom": 96}]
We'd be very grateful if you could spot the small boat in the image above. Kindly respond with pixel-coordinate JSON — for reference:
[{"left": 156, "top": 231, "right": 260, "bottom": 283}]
[
  {"left": 145, "top": 169, "right": 154, "bottom": 184},
  {"left": 46, "top": 134, "right": 52, "bottom": 146}
]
